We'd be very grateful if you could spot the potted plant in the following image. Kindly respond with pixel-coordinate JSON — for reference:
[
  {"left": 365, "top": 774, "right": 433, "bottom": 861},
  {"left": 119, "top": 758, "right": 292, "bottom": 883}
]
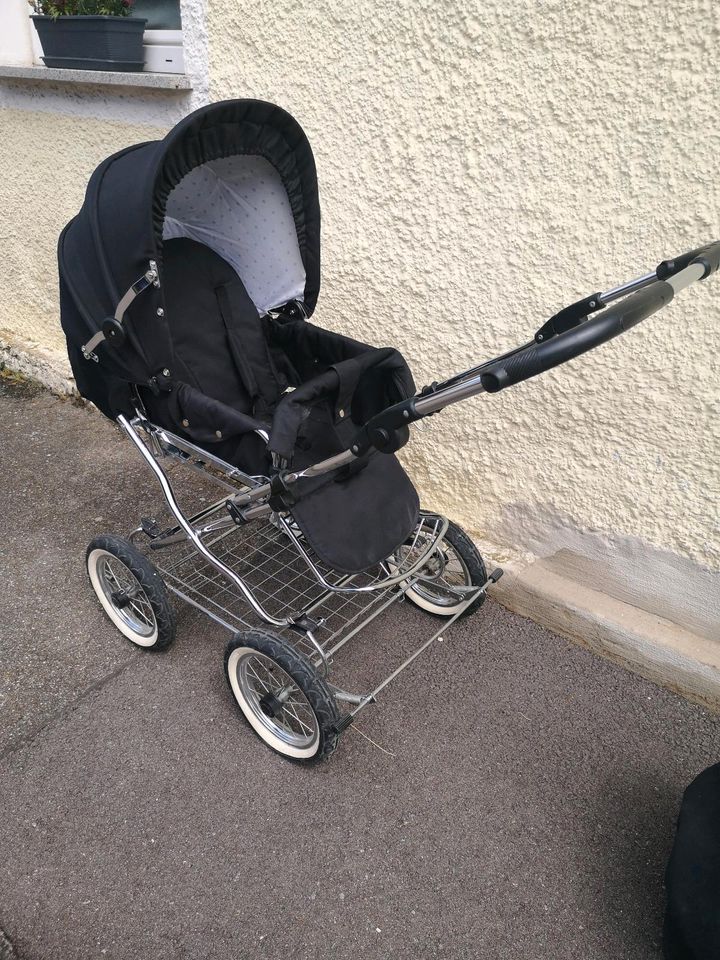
[{"left": 28, "top": 0, "right": 147, "bottom": 72}]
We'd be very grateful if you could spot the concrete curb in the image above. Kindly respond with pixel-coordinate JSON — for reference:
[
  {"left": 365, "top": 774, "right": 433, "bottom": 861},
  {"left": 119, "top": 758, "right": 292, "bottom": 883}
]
[
  {"left": 0, "top": 339, "right": 75, "bottom": 398},
  {"left": 493, "top": 561, "right": 720, "bottom": 710}
]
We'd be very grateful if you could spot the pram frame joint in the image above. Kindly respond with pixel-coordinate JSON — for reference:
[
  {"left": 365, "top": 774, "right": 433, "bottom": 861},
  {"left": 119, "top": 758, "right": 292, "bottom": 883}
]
[{"left": 82, "top": 259, "right": 160, "bottom": 359}]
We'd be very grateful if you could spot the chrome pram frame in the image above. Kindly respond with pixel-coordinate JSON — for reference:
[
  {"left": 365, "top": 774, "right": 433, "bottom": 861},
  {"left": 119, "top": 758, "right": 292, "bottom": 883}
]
[
  {"left": 118, "top": 410, "right": 495, "bottom": 721},
  {"left": 89, "top": 245, "right": 718, "bottom": 760}
]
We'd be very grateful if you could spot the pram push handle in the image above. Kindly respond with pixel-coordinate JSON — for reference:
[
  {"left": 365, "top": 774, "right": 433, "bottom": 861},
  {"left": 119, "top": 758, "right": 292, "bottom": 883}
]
[
  {"left": 479, "top": 280, "right": 674, "bottom": 393},
  {"left": 349, "top": 241, "right": 720, "bottom": 457},
  {"left": 228, "top": 240, "right": 720, "bottom": 512},
  {"left": 478, "top": 241, "right": 720, "bottom": 394}
]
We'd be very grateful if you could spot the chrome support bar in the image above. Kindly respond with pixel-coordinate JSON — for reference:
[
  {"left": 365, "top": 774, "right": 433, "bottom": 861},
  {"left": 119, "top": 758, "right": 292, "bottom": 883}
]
[
  {"left": 321, "top": 585, "right": 406, "bottom": 660},
  {"left": 600, "top": 270, "right": 657, "bottom": 305},
  {"left": 148, "top": 513, "right": 236, "bottom": 550},
  {"left": 133, "top": 492, "right": 235, "bottom": 546},
  {"left": 346, "top": 571, "right": 502, "bottom": 717},
  {"left": 300, "top": 573, "right": 359, "bottom": 617},
  {"left": 601, "top": 261, "right": 704, "bottom": 303},
  {"left": 238, "top": 502, "right": 274, "bottom": 522},
  {"left": 413, "top": 372, "right": 487, "bottom": 416},
  {"left": 349, "top": 579, "right": 494, "bottom": 717},
  {"left": 276, "top": 512, "right": 450, "bottom": 595},
  {"left": 117, "top": 414, "right": 295, "bottom": 629},
  {"left": 326, "top": 685, "right": 369, "bottom": 706},
  {"left": 304, "top": 630, "right": 330, "bottom": 677},
  {"left": 665, "top": 261, "right": 706, "bottom": 294},
  {"left": 137, "top": 415, "right": 265, "bottom": 490},
  {"left": 227, "top": 449, "right": 358, "bottom": 511}
]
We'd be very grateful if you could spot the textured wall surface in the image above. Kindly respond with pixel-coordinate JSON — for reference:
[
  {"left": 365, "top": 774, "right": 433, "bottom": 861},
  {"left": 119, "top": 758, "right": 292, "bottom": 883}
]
[
  {"left": 0, "top": 0, "right": 209, "bottom": 368},
  {"left": 208, "top": 0, "right": 720, "bottom": 632},
  {"left": 0, "top": 109, "right": 166, "bottom": 371},
  {"left": 0, "top": 0, "right": 718, "bottom": 639}
]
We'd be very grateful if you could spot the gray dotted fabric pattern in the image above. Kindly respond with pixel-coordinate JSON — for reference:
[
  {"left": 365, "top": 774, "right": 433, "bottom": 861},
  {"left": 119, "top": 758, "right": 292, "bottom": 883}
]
[{"left": 163, "top": 154, "right": 306, "bottom": 313}]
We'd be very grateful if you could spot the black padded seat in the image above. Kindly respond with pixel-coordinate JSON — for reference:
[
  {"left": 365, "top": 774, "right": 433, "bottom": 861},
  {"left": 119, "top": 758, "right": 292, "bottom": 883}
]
[
  {"left": 162, "top": 236, "right": 293, "bottom": 420},
  {"left": 142, "top": 237, "right": 288, "bottom": 472},
  {"left": 141, "top": 238, "right": 420, "bottom": 572}
]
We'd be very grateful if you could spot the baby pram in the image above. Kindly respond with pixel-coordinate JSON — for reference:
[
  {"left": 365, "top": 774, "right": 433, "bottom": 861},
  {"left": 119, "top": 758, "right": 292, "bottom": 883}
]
[{"left": 59, "top": 99, "right": 720, "bottom": 762}]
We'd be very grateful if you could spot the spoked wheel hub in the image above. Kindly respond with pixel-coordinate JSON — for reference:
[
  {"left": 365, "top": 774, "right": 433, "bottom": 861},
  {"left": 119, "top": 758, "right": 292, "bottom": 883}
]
[
  {"left": 86, "top": 534, "right": 176, "bottom": 650},
  {"left": 395, "top": 519, "right": 489, "bottom": 618},
  {"left": 95, "top": 553, "right": 157, "bottom": 638},
  {"left": 420, "top": 547, "right": 448, "bottom": 580},
  {"left": 234, "top": 650, "right": 319, "bottom": 752},
  {"left": 224, "top": 630, "right": 341, "bottom": 762},
  {"left": 258, "top": 691, "right": 285, "bottom": 719},
  {"left": 110, "top": 586, "right": 139, "bottom": 609}
]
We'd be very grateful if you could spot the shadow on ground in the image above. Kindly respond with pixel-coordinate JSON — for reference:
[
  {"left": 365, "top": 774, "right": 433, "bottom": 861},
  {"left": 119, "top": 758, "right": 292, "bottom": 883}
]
[{"left": 0, "top": 380, "right": 718, "bottom": 960}]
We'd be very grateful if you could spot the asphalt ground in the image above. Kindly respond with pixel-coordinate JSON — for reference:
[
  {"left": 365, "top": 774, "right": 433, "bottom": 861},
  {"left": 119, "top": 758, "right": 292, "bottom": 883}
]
[{"left": 1, "top": 375, "right": 718, "bottom": 960}]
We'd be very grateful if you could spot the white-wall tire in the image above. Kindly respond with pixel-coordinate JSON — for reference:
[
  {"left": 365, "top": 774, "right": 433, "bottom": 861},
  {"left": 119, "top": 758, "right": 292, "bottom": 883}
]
[
  {"left": 398, "top": 519, "right": 488, "bottom": 619},
  {"left": 86, "top": 535, "right": 176, "bottom": 650},
  {"left": 224, "top": 630, "right": 340, "bottom": 762}
]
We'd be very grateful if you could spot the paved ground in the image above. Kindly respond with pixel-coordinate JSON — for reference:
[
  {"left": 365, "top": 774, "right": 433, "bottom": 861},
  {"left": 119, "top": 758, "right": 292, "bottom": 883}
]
[{"left": 1, "top": 374, "right": 719, "bottom": 960}]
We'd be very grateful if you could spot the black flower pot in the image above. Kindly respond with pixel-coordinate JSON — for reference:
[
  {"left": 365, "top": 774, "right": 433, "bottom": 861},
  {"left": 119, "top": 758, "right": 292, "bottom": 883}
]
[{"left": 31, "top": 15, "right": 147, "bottom": 72}]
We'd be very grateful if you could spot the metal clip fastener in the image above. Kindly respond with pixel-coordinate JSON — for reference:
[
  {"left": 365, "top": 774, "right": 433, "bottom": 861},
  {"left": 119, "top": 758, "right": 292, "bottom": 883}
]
[
  {"left": 80, "top": 260, "right": 160, "bottom": 360},
  {"left": 147, "top": 260, "right": 160, "bottom": 288}
]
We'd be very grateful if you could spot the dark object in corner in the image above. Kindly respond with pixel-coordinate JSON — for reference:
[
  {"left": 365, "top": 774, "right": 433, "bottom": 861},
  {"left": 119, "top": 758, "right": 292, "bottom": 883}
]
[{"left": 664, "top": 763, "right": 720, "bottom": 959}]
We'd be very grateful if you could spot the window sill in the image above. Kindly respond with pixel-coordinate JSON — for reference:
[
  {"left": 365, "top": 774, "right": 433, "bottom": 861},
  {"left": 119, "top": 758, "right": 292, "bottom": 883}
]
[{"left": 0, "top": 63, "right": 192, "bottom": 91}]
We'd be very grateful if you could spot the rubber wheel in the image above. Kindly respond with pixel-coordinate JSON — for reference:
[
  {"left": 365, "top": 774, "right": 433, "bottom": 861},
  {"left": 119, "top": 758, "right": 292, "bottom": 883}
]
[
  {"left": 86, "top": 534, "right": 176, "bottom": 650},
  {"left": 224, "top": 630, "right": 340, "bottom": 763},
  {"left": 402, "top": 519, "right": 488, "bottom": 619}
]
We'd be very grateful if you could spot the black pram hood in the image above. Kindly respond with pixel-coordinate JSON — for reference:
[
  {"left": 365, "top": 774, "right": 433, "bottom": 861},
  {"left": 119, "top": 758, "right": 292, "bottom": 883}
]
[{"left": 59, "top": 99, "right": 321, "bottom": 417}]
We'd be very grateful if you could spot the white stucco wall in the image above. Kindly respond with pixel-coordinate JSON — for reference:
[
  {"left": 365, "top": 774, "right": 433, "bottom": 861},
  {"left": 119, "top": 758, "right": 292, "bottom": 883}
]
[
  {"left": 0, "top": 109, "right": 166, "bottom": 373},
  {"left": 0, "top": 0, "right": 209, "bottom": 372},
  {"left": 0, "top": 0, "right": 718, "bottom": 644},
  {"left": 0, "top": 0, "right": 35, "bottom": 66},
  {"left": 208, "top": 0, "right": 720, "bottom": 636}
]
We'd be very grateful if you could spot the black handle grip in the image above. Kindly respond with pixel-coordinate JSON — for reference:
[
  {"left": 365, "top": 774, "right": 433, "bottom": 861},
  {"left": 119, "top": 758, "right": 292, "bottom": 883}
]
[
  {"left": 690, "top": 240, "right": 720, "bottom": 279},
  {"left": 656, "top": 241, "right": 720, "bottom": 281},
  {"left": 656, "top": 246, "right": 710, "bottom": 281},
  {"left": 479, "top": 281, "right": 675, "bottom": 393}
]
